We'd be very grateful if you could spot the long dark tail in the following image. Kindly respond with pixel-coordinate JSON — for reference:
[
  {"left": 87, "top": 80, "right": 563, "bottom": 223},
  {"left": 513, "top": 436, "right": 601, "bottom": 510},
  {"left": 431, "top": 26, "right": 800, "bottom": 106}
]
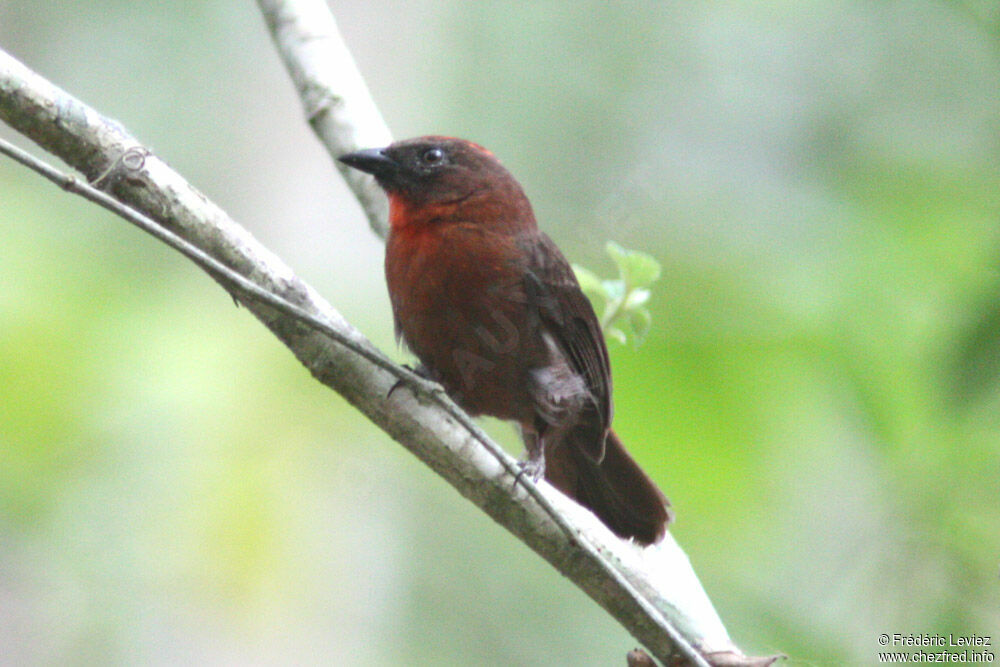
[{"left": 545, "top": 429, "right": 672, "bottom": 545}]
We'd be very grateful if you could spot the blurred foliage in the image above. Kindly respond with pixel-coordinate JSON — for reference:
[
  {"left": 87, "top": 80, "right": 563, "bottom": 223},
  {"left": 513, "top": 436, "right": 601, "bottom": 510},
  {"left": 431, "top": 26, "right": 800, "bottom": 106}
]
[
  {"left": 574, "top": 241, "right": 661, "bottom": 346},
  {"left": 2, "top": 1, "right": 1000, "bottom": 665}
]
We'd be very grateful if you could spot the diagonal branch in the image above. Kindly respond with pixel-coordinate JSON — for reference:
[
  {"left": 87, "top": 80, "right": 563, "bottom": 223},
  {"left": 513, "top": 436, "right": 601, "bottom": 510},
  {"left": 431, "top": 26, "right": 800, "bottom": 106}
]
[{"left": 0, "top": 17, "right": 763, "bottom": 666}]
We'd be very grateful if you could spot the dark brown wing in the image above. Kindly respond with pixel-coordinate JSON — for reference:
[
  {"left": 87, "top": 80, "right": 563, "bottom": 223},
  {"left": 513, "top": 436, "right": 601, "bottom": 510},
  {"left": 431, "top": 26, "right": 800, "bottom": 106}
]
[{"left": 521, "top": 232, "right": 613, "bottom": 454}]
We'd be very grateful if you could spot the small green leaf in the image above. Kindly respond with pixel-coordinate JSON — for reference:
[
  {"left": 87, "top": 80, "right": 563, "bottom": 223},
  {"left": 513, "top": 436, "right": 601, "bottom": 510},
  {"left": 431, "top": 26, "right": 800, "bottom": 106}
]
[
  {"left": 606, "top": 326, "right": 628, "bottom": 345},
  {"left": 605, "top": 241, "right": 662, "bottom": 287},
  {"left": 624, "top": 288, "right": 651, "bottom": 309},
  {"left": 575, "top": 242, "right": 660, "bottom": 347},
  {"left": 605, "top": 241, "right": 661, "bottom": 288},
  {"left": 622, "top": 251, "right": 661, "bottom": 288},
  {"left": 572, "top": 264, "right": 603, "bottom": 295},
  {"left": 602, "top": 280, "right": 626, "bottom": 302},
  {"left": 605, "top": 241, "right": 629, "bottom": 278},
  {"left": 605, "top": 240, "right": 628, "bottom": 264},
  {"left": 628, "top": 307, "right": 653, "bottom": 346}
]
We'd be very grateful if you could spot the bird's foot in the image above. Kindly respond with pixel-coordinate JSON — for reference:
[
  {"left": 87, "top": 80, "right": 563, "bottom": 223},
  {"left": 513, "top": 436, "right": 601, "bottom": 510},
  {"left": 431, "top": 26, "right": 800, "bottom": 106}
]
[{"left": 512, "top": 454, "right": 545, "bottom": 492}]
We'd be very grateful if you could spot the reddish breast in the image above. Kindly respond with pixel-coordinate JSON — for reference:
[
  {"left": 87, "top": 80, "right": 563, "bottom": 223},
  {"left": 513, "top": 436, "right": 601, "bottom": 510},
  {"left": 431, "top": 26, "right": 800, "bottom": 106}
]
[{"left": 384, "top": 208, "right": 544, "bottom": 422}]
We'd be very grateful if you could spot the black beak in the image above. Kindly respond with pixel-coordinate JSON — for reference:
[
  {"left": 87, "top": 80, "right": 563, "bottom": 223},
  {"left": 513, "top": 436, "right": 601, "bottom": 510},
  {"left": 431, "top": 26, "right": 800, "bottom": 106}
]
[{"left": 338, "top": 147, "right": 397, "bottom": 178}]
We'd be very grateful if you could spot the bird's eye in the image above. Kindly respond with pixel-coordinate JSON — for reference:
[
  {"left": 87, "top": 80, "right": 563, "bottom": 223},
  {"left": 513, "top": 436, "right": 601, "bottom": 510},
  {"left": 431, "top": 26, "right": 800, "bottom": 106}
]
[{"left": 421, "top": 147, "right": 445, "bottom": 165}]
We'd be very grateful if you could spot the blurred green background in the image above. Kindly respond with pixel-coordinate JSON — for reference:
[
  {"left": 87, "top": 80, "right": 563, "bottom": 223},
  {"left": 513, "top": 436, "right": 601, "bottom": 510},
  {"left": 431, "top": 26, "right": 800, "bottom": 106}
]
[{"left": 2, "top": 1, "right": 999, "bottom": 664}]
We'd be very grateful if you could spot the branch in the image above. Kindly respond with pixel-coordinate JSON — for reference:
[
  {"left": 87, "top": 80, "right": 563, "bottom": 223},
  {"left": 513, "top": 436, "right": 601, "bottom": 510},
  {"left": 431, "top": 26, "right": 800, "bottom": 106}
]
[
  {"left": 257, "top": 0, "right": 392, "bottom": 237},
  {"left": 0, "top": 25, "right": 762, "bottom": 667}
]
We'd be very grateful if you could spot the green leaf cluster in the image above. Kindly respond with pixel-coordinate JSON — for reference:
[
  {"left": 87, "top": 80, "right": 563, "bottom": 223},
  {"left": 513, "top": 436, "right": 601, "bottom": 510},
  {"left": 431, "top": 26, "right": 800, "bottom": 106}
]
[{"left": 573, "top": 241, "right": 661, "bottom": 346}]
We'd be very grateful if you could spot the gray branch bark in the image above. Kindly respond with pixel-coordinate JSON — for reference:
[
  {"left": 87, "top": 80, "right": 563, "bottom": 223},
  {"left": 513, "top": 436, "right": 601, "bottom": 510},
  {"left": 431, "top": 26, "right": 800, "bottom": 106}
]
[{"left": 1, "top": 10, "right": 771, "bottom": 664}]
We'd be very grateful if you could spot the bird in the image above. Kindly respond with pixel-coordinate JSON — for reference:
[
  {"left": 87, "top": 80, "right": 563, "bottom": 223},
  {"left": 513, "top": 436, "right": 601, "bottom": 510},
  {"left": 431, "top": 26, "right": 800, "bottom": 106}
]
[{"left": 339, "top": 136, "right": 671, "bottom": 545}]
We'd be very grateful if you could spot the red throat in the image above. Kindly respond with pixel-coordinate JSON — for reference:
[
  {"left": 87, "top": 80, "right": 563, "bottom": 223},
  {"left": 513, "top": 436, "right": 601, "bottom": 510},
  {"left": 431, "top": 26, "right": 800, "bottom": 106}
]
[{"left": 388, "top": 193, "right": 461, "bottom": 231}]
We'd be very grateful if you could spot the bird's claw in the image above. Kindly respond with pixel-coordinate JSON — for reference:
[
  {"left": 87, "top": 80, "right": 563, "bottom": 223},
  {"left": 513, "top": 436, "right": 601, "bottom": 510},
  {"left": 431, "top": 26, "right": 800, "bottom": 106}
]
[
  {"left": 387, "top": 364, "right": 444, "bottom": 402},
  {"left": 512, "top": 456, "right": 545, "bottom": 491}
]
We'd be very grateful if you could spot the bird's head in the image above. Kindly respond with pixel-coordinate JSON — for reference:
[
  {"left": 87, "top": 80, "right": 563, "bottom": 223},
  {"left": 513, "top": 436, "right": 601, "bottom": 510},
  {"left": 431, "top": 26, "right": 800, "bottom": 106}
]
[{"left": 339, "top": 136, "right": 535, "bottom": 230}]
